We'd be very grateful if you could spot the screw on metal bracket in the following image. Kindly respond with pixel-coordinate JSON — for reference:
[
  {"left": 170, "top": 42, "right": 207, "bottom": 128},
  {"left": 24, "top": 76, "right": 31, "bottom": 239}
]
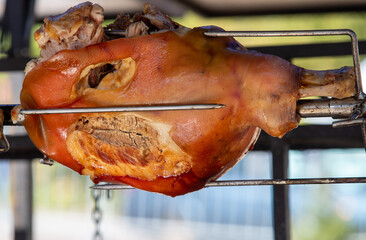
[{"left": 39, "top": 156, "right": 54, "bottom": 166}]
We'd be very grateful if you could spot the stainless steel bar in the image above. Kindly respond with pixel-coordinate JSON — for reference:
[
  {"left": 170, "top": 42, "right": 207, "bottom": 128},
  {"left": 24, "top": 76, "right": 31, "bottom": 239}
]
[
  {"left": 2, "top": 99, "right": 363, "bottom": 122},
  {"left": 19, "top": 104, "right": 225, "bottom": 115},
  {"left": 91, "top": 177, "right": 366, "bottom": 190},
  {"left": 205, "top": 29, "right": 364, "bottom": 98},
  {"left": 208, "top": 177, "right": 366, "bottom": 186},
  {"left": 297, "top": 98, "right": 363, "bottom": 118},
  {"left": 3, "top": 98, "right": 364, "bottom": 124}
]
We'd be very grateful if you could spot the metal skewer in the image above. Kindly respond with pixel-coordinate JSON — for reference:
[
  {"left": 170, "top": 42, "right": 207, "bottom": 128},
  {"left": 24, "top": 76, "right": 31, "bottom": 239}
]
[
  {"left": 1, "top": 99, "right": 363, "bottom": 124},
  {"left": 19, "top": 103, "right": 225, "bottom": 115},
  {"left": 92, "top": 177, "right": 366, "bottom": 190}
]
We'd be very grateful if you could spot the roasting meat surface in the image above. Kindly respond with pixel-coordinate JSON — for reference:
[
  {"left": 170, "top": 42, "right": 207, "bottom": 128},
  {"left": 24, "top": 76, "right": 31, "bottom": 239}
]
[{"left": 20, "top": 2, "right": 356, "bottom": 196}]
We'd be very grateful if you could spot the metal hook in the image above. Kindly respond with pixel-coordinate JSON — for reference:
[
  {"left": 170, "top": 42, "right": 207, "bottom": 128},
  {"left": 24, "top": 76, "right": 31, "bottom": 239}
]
[
  {"left": 0, "top": 132, "right": 10, "bottom": 153},
  {"left": 0, "top": 109, "right": 10, "bottom": 153}
]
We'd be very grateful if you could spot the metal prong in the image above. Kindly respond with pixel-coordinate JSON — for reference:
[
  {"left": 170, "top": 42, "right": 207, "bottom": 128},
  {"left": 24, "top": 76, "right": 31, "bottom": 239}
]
[
  {"left": 19, "top": 104, "right": 225, "bottom": 115},
  {"left": 104, "top": 29, "right": 126, "bottom": 37},
  {"left": 39, "top": 156, "right": 54, "bottom": 166}
]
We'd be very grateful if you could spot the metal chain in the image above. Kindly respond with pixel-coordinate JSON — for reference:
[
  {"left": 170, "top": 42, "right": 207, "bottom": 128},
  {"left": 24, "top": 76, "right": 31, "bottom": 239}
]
[{"left": 92, "top": 189, "right": 103, "bottom": 240}]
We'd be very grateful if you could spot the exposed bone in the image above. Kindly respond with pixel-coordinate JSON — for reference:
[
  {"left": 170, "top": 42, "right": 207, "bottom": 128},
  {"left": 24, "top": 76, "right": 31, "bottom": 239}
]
[{"left": 299, "top": 66, "right": 356, "bottom": 99}]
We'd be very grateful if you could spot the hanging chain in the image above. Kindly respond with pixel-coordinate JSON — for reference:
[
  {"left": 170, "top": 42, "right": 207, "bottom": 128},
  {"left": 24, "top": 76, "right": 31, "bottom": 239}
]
[{"left": 92, "top": 189, "right": 103, "bottom": 240}]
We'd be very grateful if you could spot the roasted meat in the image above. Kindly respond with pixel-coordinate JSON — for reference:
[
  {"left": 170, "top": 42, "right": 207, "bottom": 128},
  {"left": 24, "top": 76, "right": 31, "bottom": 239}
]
[{"left": 20, "top": 2, "right": 356, "bottom": 196}]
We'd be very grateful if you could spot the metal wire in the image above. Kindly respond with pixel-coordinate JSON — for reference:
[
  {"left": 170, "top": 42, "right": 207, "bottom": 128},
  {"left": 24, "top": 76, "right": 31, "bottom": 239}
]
[{"left": 91, "top": 177, "right": 366, "bottom": 190}]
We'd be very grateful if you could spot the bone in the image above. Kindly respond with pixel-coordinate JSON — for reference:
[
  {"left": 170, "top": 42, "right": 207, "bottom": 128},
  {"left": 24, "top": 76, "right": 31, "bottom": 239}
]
[{"left": 299, "top": 66, "right": 356, "bottom": 99}]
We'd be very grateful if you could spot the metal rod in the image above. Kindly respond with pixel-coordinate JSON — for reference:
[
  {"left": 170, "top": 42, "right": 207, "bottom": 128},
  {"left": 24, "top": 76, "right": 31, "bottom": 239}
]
[
  {"left": 19, "top": 104, "right": 225, "bottom": 115},
  {"left": 3, "top": 98, "right": 364, "bottom": 125},
  {"left": 104, "top": 29, "right": 126, "bottom": 37},
  {"left": 204, "top": 29, "right": 355, "bottom": 37},
  {"left": 271, "top": 139, "right": 290, "bottom": 240},
  {"left": 296, "top": 98, "right": 362, "bottom": 118},
  {"left": 5, "top": 98, "right": 363, "bottom": 118},
  {"left": 204, "top": 29, "right": 364, "bottom": 98},
  {"left": 91, "top": 177, "right": 366, "bottom": 190}
]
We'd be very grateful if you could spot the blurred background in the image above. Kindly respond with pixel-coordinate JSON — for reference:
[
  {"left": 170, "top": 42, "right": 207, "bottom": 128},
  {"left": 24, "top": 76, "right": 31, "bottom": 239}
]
[{"left": 1, "top": 0, "right": 366, "bottom": 239}]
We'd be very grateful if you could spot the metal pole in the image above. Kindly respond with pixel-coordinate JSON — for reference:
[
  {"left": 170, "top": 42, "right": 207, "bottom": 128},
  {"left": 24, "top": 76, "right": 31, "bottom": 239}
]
[
  {"left": 271, "top": 139, "right": 290, "bottom": 240},
  {"left": 10, "top": 160, "right": 33, "bottom": 240}
]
